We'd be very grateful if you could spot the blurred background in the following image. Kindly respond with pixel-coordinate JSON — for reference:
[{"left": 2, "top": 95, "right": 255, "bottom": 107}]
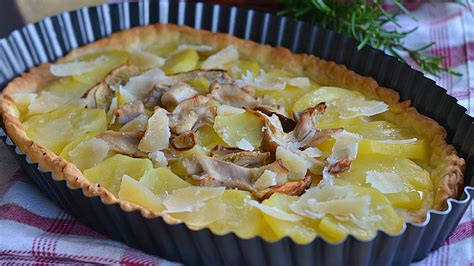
[{"left": 0, "top": 0, "right": 284, "bottom": 38}]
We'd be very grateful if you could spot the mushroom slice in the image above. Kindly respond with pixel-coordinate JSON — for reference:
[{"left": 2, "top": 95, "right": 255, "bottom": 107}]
[
  {"left": 142, "top": 84, "right": 168, "bottom": 109},
  {"left": 170, "top": 131, "right": 197, "bottom": 151},
  {"left": 173, "top": 69, "right": 232, "bottom": 84},
  {"left": 83, "top": 82, "right": 114, "bottom": 110},
  {"left": 114, "top": 100, "right": 145, "bottom": 125},
  {"left": 161, "top": 82, "right": 198, "bottom": 108},
  {"left": 255, "top": 105, "right": 296, "bottom": 133},
  {"left": 210, "top": 82, "right": 261, "bottom": 109},
  {"left": 104, "top": 64, "right": 141, "bottom": 89},
  {"left": 83, "top": 64, "right": 140, "bottom": 110},
  {"left": 168, "top": 95, "right": 217, "bottom": 134},
  {"left": 215, "top": 150, "right": 271, "bottom": 168},
  {"left": 183, "top": 153, "right": 257, "bottom": 192},
  {"left": 258, "top": 175, "right": 312, "bottom": 200},
  {"left": 95, "top": 130, "right": 147, "bottom": 158}
]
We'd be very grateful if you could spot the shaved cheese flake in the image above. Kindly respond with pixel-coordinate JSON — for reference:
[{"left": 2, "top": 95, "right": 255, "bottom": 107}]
[
  {"left": 217, "top": 104, "right": 245, "bottom": 116},
  {"left": 138, "top": 108, "right": 170, "bottom": 152},
  {"left": 365, "top": 170, "right": 406, "bottom": 193},
  {"left": 176, "top": 44, "right": 214, "bottom": 52},
  {"left": 129, "top": 51, "right": 165, "bottom": 69},
  {"left": 376, "top": 138, "right": 418, "bottom": 144},
  {"left": 247, "top": 200, "right": 302, "bottom": 221},
  {"left": 236, "top": 138, "right": 255, "bottom": 151},
  {"left": 290, "top": 186, "right": 371, "bottom": 219},
  {"left": 286, "top": 77, "right": 311, "bottom": 88},
  {"left": 148, "top": 150, "right": 168, "bottom": 167},
  {"left": 120, "top": 114, "right": 148, "bottom": 132},
  {"left": 68, "top": 138, "right": 110, "bottom": 170},
  {"left": 254, "top": 170, "right": 277, "bottom": 190},
  {"left": 201, "top": 45, "right": 239, "bottom": 69},
  {"left": 301, "top": 147, "right": 322, "bottom": 158},
  {"left": 327, "top": 130, "right": 361, "bottom": 165},
  {"left": 121, "top": 68, "right": 167, "bottom": 101},
  {"left": 276, "top": 146, "right": 310, "bottom": 179},
  {"left": 11, "top": 92, "right": 37, "bottom": 107},
  {"left": 28, "top": 91, "right": 68, "bottom": 115},
  {"left": 340, "top": 100, "right": 388, "bottom": 119},
  {"left": 163, "top": 186, "right": 225, "bottom": 213},
  {"left": 238, "top": 70, "right": 286, "bottom": 91},
  {"left": 50, "top": 56, "right": 109, "bottom": 76}
]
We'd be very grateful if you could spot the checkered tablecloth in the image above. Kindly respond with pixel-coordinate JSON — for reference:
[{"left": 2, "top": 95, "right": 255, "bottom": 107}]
[{"left": 0, "top": 1, "right": 473, "bottom": 265}]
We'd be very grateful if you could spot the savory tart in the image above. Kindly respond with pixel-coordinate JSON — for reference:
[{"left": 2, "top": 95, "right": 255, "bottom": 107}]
[{"left": 0, "top": 24, "right": 465, "bottom": 244}]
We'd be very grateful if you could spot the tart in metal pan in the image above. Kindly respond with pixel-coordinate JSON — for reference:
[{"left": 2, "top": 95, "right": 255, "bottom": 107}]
[{"left": 0, "top": 2, "right": 472, "bottom": 265}]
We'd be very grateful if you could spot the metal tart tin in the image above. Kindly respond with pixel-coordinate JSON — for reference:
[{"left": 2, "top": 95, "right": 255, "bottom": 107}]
[{"left": 0, "top": 1, "right": 472, "bottom": 265}]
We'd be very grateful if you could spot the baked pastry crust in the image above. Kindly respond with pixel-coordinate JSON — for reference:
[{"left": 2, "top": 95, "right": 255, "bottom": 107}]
[{"left": 0, "top": 24, "right": 465, "bottom": 225}]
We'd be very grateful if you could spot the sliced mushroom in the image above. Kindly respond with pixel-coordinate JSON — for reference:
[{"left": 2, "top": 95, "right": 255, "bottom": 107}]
[
  {"left": 161, "top": 82, "right": 198, "bottom": 108},
  {"left": 257, "top": 175, "right": 312, "bottom": 200},
  {"left": 210, "top": 82, "right": 261, "bottom": 109},
  {"left": 82, "top": 64, "right": 140, "bottom": 111},
  {"left": 168, "top": 95, "right": 217, "bottom": 134},
  {"left": 215, "top": 150, "right": 271, "bottom": 168},
  {"left": 95, "top": 130, "right": 147, "bottom": 158},
  {"left": 142, "top": 84, "right": 168, "bottom": 109},
  {"left": 183, "top": 153, "right": 257, "bottom": 192},
  {"left": 114, "top": 100, "right": 145, "bottom": 125},
  {"left": 170, "top": 131, "right": 197, "bottom": 151},
  {"left": 327, "top": 158, "right": 352, "bottom": 175},
  {"left": 83, "top": 82, "right": 114, "bottom": 110},
  {"left": 168, "top": 69, "right": 232, "bottom": 85},
  {"left": 255, "top": 105, "right": 296, "bottom": 133}
]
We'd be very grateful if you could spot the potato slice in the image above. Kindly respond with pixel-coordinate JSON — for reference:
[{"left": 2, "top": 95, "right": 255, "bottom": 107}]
[
  {"left": 261, "top": 193, "right": 318, "bottom": 244},
  {"left": 84, "top": 154, "right": 153, "bottom": 195},
  {"left": 213, "top": 111, "right": 264, "bottom": 151},
  {"left": 72, "top": 51, "right": 129, "bottom": 84},
  {"left": 209, "top": 190, "right": 277, "bottom": 240},
  {"left": 139, "top": 167, "right": 190, "bottom": 196},
  {"left": 119, "top": 175, "right": 165, "bottom": 212},
  {"left": 23, "top": 104, "right": 107, "bottom": 154},
  {"left": 162, "top": 49, "right": 199, "bottom": 74}
]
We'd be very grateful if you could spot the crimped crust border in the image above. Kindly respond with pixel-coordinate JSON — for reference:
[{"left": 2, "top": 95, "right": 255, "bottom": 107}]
[{"left": 0, "top": 24, "right": 465, "bottom": 226}]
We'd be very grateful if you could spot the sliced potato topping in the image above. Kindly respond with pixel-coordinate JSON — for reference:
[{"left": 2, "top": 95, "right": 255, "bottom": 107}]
[{"left": 25, "top": 45, "right": 437, "bottom": 244}]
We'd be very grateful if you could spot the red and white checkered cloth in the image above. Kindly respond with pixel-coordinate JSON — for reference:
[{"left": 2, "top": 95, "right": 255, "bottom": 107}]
[{"left": 0, "top": 1, "right": 473, "bottom": 265}]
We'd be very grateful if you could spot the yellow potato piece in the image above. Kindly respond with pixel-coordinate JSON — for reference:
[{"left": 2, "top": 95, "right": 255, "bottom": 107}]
[
  {"left": 292, "top": 86, "right": 361, "bottom": 114},
  {"left": 162, "top": 49, "right": 199, "bottom": 75},
  {"left": 256, "top": 85, "right": 313, "bottom": 114},
  {"left": 139, "top": 167, "right": 190, "bottom": 196},
  {"left": 59, "top": 132, "right": 110, "bottom": 171},
  {"left": 84, "top": 154, "right": 153, "bottom": 195},
  {"left": 119, "top": 175, "right": 165, "bottom": 212},
  {"left": 261, "top": 193, "right": 318, "bottom": 244},
  {"left": 195, "top": 125, "right": 226, "bottom": 150},
  {"left": 72, "top": 50, "right": 129, "bottom": 84},
  {"left": 23, "top": 104, "right": 107, "bottom": 154},
  {"left": 213, "top": 111, "right": 264, "bottom": 150},
  {"left": 318, "top": 217, "right": 348, "bottom": 243},
  {"left": 346, "top": 121, "right": 427, "bottom": 159},
  {"left": 337, "top": 154, "right": 432, "bottom": 210},
  {"left": 209, "top": 190, "right": 276, "bottom": 240},
  {"left": 187, "top": 76, "right": 210, "bottom": 94},
  {"left": 44, "top": 77, "right": 97, "bottom": 101}
]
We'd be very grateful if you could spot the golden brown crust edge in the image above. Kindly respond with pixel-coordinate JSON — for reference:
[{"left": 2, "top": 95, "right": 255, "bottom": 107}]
[{"left": 0, "top": 24, "right": 465, "bottom": 223}]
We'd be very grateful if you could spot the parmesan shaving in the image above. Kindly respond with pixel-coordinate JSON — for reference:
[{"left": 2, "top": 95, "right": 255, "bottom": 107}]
[
  {"left": 365, "top": 170, "right": 406, "bottom": 193},
  {"left": 254, "top": 170, "right": 277, "bottom": 190},
  {"left": 201, "top": 45, "right": 239, "bottom": 69},
  {"left": 50, "top": 56, "right": 109, "bottom": 76},
  {"left": 247, "top": 200, "right": 302, "bottom": 221},
  {"left": 138, "top": 108, "right": 170, "bottom": 152},
  {"left": 163, "top": 186, "right": 225, "bottom": 213},
  {"left": 148, "top": 150, "right": 168, "bottom": 167}
]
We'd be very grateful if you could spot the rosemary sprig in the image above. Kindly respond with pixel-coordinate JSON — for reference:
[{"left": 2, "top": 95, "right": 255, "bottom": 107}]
[{"left": 278, "top": 0, "right": 463, "bottom": 77}]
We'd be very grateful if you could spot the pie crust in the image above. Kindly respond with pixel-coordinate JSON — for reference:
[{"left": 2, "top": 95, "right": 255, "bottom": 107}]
[{"left": 0, "top": 24, "right": 465, "bottom": 225}]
